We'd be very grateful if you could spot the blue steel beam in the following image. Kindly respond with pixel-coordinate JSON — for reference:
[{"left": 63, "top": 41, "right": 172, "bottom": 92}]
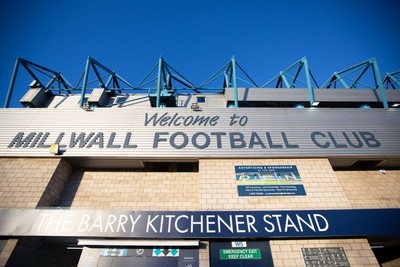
[
  {"left": 372, "top": 60, "right": 388, "bottom": 109},
  {"left": 236, "top": 62, "right": 259, "bottom": 88},
  {"left": 79, "top": 58, "right": 91, "bottom": 107},
  {"left": 78, "top": 57, "right": 137, "bottom": 107},
  {"left": 322, "top": 58, "right": 388, "bottom": 109},
  {"left": 136, "top": 62, "right": 159, "bottom": 89},
  {"left": 4, "top": 57, "right": 73, "bottom": 108},
  {"left": 4, "top": 59, "right": 20, "bottom": 108},
  {"left": 199, "top": 62, "right": 230, "bottom": 88},
  {"left": 141, "top": 56, "right": 198, "bottom": 107},
  {"left": 200, "top": 56, "right": 258, "bottom": 108},
  {"left": 281, "top": 72, "right": 291, "bottom": 88},
  {"left": 156, "top": 57, "right": 163, "bottom": 108},
  {"left": 302, "top": 58, "right": 315, "bottom": 105},
  {"left": 290, "top": 63, "right": 303, "bottom": 87},
  {"left": 231, "top": 56, "right": 238, "bottom": 108},
  {"left": 322, "top": 58, "right": 376, "bottom": 89},
  {"left": 19, "top": 58, "right": 72, "bottom": 90},
  {"left": 383, "top": 70, "right": 400, "bottom": 89},
  {"left": 262, "top": 57, "right": 316, "bottom": 106}
]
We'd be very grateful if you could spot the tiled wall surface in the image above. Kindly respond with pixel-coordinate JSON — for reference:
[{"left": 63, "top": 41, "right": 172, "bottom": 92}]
[
  {"left": 336, "top": 169, "right": 400, "bottom": 208},
  {"left": 0, "top": 240, "right": 17, "bottom": 267},
  {"left": 199, "top": 158, "right": 351, "bottom": 210},
  {"left": 58, "top": 169, "right": 199, "bottom": 210},
  {"left": 0, "top": 157, "right": 399, "bottom": 266},
  {"left": 0, "top": 158, "right": 62, "bottom": 208}
]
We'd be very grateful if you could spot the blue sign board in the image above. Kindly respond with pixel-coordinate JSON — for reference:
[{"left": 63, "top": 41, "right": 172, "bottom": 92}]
[
  {"left": 235, "top": 165, "right": 306, "bottom": 196},
  {"left": 0, "top": 209, "right": 399, "bottom": 239}
]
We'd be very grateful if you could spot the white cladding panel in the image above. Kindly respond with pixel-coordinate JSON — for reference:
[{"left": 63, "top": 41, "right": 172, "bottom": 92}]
[
  {"left": 0, "top": 108, "right": 399, "bottom": 159},
  {"left": 225, "top": 88, "right": 400, "bottom": 103}
]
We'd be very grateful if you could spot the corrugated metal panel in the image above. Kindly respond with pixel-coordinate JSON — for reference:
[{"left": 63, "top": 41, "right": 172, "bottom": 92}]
[
  {"left": 314, "top": 89, "right": 382, "bottom": 102},
  {"left": 225, "top": 88, "right": 400, "bottom": 103},
  {"left": 0, "top": 108, "right": 399, "bottom": 160},
  {"left": 38, "top": 89, "right": 400, "bottom": 110},
  {"left": 225, "top": 88, "right": 309, "bottom": 102},
  {"left": 385, "top": 90, "right": 400, "bottom": 102}
]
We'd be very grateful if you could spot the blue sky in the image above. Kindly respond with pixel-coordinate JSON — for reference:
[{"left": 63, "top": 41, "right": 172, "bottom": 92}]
[{"left": 1, "top": 0, "right": 399, "bottom": 107}]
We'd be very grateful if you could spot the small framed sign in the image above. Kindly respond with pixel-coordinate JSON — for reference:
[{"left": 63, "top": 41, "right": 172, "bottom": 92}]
[
  {"left": 302, "top": 247, "right": 350, "bottom": 267},
  {"left": 235, "top": 165, "right": 306, "bottom": 196}
]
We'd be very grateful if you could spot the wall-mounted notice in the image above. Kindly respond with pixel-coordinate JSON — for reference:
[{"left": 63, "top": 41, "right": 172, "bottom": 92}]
[
  {"left": 235, "top": 165, "right": 306, "bottom": 196},
  {"left": 210, "top": 241, "right": 273, "bottom": 267},
  {"left": 302, "top": 247, "right": 350, "bottom": 267}
]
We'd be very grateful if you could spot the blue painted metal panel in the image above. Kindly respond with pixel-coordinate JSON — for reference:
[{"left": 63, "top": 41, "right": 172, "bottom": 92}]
[{"left": 0, "top": 208, "right": 399, "bottom": 239}]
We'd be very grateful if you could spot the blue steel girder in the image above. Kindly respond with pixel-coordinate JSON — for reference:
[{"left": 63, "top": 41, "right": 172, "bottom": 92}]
[
  {"left": 4, "top": 57, "right": 74, "bottom": 108},
  {"left": 262, "top": 57, "right": 317, "bottom": 106},
  {"left": 322, "top": 58, "right": 388, "bottom": 109},
  {"left": 199, "top": 56, "right": 258, "bottom": 107},
  {"left": 382, "top": 70, "right": 400, "bottom": 89},
  {"left": 140, "top": 57, "right": 199, "bottom": 107},
  {"left": 200, "top": 57, "right": 258, "bottom": 89},
  {"left": 323, "top": 58, "right": 377, "bottom": 89},
  {"left": 78, "top": 57, "right": 136, "bottom": 107}
]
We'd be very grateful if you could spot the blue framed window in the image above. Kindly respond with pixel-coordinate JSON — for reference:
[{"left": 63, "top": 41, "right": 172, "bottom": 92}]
[{"left": 197, "top": 96, "right": 206, "bottom": 103}]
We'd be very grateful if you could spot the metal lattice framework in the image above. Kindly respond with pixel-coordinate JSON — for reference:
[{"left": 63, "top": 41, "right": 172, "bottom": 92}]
[
  {"left": 321, "top": 58, "right": 388, "bottom": 108},
  {"left": 3, "top": 56, "right": 398, "bottom": 108},
  {"left": 261, "top": 57, "right": 319, "bottom": 106},
  {"left": 199, "top": 56, "right": 258, "bottom": 107},
  {"left": 77, "top": 57, "right": 136, "bottom": 107},
  {"left": 382, "top": 70, "right": 400, "bottom": 89},
  {"left": 4, "top": 57, "right": 74, "bottom": 108},
  {"left": 137, "top": 56, "right": 198, "bottom": 107}
]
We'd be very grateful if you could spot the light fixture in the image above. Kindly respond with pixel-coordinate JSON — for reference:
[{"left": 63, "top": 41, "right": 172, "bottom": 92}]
[
  {"left": 311, "top": 102, "right": 319, "bottom": 107},
  {"left": 391, "top": 103, "right": 400, "bottom": 108},
  {"left": 294, "top": 103, "right": 305, "bottom": 108},
  {"left": 191, "top": 102, "right": 202, "bottom": 111},
  {"left": 29, "top": 80, "right": 41, "bottom": 88},
  {"left": 50, "top": 144, "right": 60, "bottom": 155},
  {"left": 359, "top": 104, "right": 371, "bottom": 109},
  {"left": 81, "top": 103, "right": 92, "bottom": 111}
]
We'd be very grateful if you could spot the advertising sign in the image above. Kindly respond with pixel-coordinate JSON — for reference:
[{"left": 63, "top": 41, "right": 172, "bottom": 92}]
[{"left": 235, "top": 165, "right": 306, "bottom": 196}]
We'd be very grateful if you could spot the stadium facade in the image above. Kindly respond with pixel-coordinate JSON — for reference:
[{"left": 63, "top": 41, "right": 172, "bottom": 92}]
[{"left": 0, "top": 57, "right": 399, "bottom": 267}]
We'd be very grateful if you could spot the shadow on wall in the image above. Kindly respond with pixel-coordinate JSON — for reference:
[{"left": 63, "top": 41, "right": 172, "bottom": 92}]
[
  {"left": 5, "top": 237, "right": 81, "bottom": 267},
  {"left": 55, "top": 169, "right": 84, "bottom": 208}
]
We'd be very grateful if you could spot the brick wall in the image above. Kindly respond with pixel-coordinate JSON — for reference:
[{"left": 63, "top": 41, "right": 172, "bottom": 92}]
[
  {"left": 58, "top": 169, "right": 199, "bottom": 210},
  {"left": 37, "top": 159, "right": 72, "bottom": 207},
  {"left": 0, "top": 158, "right": 61, "bottom": 208},
  {"left": 0, "top": 240, "right": 17, "bottom": 267},
  {"left": 0, "top": 158, "right": 72, "bottom": 267},
  {"left": 1, "top": 157, "right": 398, "bottom": 266},
  {"left": 199, "top": 241, "right": 209, "bottom": 267},
  {"left": 383, "top": 258, "right": 400, "bottom": 267},
  {"left": 335, "top": 170, "right": 400, "bottom": 209},
  {"left": 199, "top": 158, "right": 351, "bottom": 210}
]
